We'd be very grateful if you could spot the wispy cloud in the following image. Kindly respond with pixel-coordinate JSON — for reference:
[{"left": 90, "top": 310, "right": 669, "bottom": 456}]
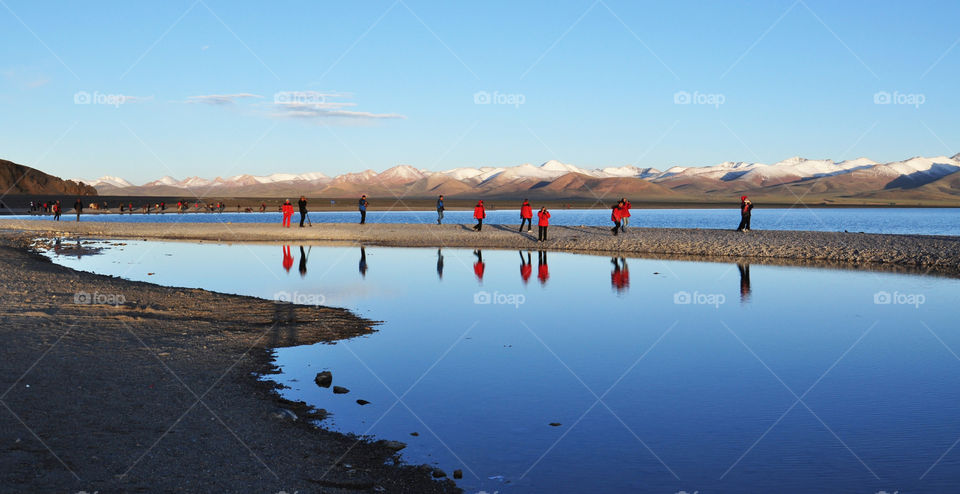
[
  {"left": 268, "top": 90, "right": 404, "bottom": 120},
  {"left": 187, "top": 93, "right": 263, "bottom": 105}
]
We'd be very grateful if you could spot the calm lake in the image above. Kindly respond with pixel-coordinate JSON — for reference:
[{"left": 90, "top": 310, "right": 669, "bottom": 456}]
[
  {"left": 45, "top": 240, "right": 960, "bottom": 493},
  {"left": 14, "top": 207, "right": 960, "bottom": 236}
]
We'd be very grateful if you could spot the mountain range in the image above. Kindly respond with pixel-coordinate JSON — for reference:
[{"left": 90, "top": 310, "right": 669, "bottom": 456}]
[{"left": 70, "top": 154, "right": 960, "bottom": 204}]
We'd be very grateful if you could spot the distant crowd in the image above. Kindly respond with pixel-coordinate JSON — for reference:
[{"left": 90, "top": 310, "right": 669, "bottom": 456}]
[{"left": 279, "top": 194, "right": 757, "bottom": 239}]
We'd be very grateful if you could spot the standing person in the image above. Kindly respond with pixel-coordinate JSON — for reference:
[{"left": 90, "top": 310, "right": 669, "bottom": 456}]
[
  {"left": 436, "top": 195, "right": 444, "bottom": 224},
  {"left": 73, "top": 198, "right": 83, "bottom": 222},
  {"left": 472, "top": 200, "right": 486, "bottom": 231},
  {"left": 358, "top": 195, "right": 368, "bottom": 224},
  {"left": 610, "top": 204, "right": 622, "bottom": 236},
  {"left": 519, "top": 199, "right": 533, "bottom": 232},
  {"left": 128, "top": 202, "right": 134, "bottom": 215},
  {"left": 53, "top": 201, "right": 61, "bottom": 221},
  {"left": 537, "top": 206, "right": 550, "bottom": 242},
  {"left": 281, "top": 199, "right": 294, "bottom": 228},
  {"left": 737, "top": 195, "right": 754, "bottom": 232},
  {"left": 260, "top": 202, "right": 266, "bottom": 213},
  {"left": 298, "top": 196, "right": 309, "bottom": 227},
  {"left": 519, "top": 250, "right": 532, "bottom": 284},
  {"left": 620, "top": 198, "right": 631, "bottom": 230}
]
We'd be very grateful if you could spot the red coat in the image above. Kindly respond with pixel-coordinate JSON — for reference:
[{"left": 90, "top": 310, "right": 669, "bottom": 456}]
[
  {"left": 521, "top": 264, "right": 532, "bottom": 283},
  {"left": 537, "top": 210, "right": 550, "bottom": 226},
  {"left": 474, "top": 205, "right": 486, "bottom": 219},
  {"left": 282, "top": 204, "right": 294, "bottom": 216},
  {"left": 520, "top": 202, "right": 533, "bottom": 219},
  {"left": 538, "top": 264, "right": 549, "bottom": 284},
  {"left": 622, "top": 201, "right": 631, "bottom": 217},
  {"left": 474, "top": 261, "right": 485, "bottom": 279},
  {"left": 611, "top": 208, "right": 621, "bottom": 222}
]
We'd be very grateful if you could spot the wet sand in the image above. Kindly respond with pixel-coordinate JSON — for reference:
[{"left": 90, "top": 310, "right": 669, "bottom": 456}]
[
  {"left": 2, "top": 219, "right": 959, "bottom": 275},
  {"left": 0, "top": 232, "right": 459, "bottom": 493}
]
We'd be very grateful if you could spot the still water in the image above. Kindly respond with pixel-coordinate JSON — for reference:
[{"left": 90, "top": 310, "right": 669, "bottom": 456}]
[
  {"left": 45, "top": 240, "right": 960, "bottom": 493},
  {"left": 13, "top": 207, "right": 960, "bottom": 236}
]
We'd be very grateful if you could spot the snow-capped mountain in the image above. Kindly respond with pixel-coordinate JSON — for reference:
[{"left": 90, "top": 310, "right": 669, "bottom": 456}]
[{"left": 72, "top": 155, "right": 960, "bottom": 202}]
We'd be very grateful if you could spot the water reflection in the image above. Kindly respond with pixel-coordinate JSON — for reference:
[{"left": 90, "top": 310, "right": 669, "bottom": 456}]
[
  {"left": 473, "top": 249, "right": 485, "bottom": 282},
  {"left": 611, "top": 257, "right": 629, "bottom": 293},
  {"left": 537, "top": 250, "right": 549, "bottom": 285},
  {"left": 359, "top": 246, "right": 368, "bottom": 278},
  {"left": 437, "top": 249, "right": 444, "bottom": 280},
  {"left": 299, "top": 246, "right": 309, "bottom": 278},
  {"left": 520, "top": 250, "right": 532, "bottom": 284},
  {"left": 282, "top": 245, "right": 293, "bottom": 273},
  {"left": 738, "top": 263, "right": 751, "bottom": 303}
]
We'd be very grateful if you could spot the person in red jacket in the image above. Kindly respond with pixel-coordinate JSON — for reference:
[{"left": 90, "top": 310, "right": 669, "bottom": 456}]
[
  {"left": 519, "top": 199, "right": 533, "bottom": 232},
  {"left": 737, "top": 195, "right": 754, "bottom": 232},
  {"left": 282, "top": 245, "right": 293, "bottom": 273},
  {"left": 281, "top": 199, "right": 294, "bottom": 228},
  {"left": 473, "top": 249, "right": 485, "bottom": 280},
  {"left": 537, "top": 250, "right": 549, "bottom": 285},
  {"left": 519, "top": 250, "right": 532, "bottom": 284},
  {"left": 537, "top": 206, "right": 550, "bottom": 242},
  {"left": 620, "top": 198, "right": 631, "bottom": 230},
  {"left": 610, "top": 204, "right": 622, "bottom": 236},
  {"left": 473, "top": 200, "right": 486, "bottom": 231}
]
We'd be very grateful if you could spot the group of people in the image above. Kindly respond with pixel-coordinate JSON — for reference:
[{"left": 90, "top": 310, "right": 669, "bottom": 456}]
[
  {"left": 610, "top": 198, "right": 632, "bottom": 235},
  {"left": 278, "top": 194, "right": 758, "bottom": 234},
  {"left": 280, "top": 196, "right": 312, "bottom": 228}
]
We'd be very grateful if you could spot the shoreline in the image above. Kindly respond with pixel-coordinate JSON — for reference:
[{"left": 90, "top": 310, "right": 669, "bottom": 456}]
[
  {"left": 0, "top": 232, "right": 460, "bottom": 493},
  {"left": 3, "top": 219, "right": 959, "bottom": 276}
]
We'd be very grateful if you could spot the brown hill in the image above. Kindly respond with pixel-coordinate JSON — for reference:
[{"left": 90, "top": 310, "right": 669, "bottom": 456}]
[{"left": 0, "top": 159, "right": 97, "bottom": 196}]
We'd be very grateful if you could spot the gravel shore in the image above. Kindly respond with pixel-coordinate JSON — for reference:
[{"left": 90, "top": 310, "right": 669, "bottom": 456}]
[
  {"left": 3, "top": 219, "right": 959, "bottom": 275},
  {"left": 0, "top": 232, "right": 460, "bottom": 493}
]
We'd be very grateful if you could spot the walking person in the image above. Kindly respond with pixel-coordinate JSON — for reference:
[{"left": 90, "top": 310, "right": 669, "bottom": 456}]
[
  {"left": 298, "top": 196, "right": 309, "bottom": 227},
  {"left": 610, "top": 204, "right": 622, "bottom": 236},
  {"left": 436, "top": 195, "right": 444, "bottom": 224},
  {"left": 472, "top": 200, "right": 485, "bottom": 231},
  {"left": 281, "top": 199, "right": 294, "bottom": 228},
  {"left": 519, "top": 199, "right": 533, "bottom": 232},
  {"left": 737, "top": 195, "right": 754, "bottom": 232},
  {"left": 537, "top": 206, "right": 550, "bottom": 242},
  {"left": 358, "top": 195, "right": 368, "bottom": 224},
  {"left": 53, "top": 201, "right": 61, "bottom": 221},
  {"left": 620, "top": 198, "right": 631, "bottom": 230},
  {"left": 73, "top": 198, "right": 83, "bottom": 222}
]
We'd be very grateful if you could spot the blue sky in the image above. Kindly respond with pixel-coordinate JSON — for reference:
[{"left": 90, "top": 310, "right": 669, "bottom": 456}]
[{"left": 1, "top": 0, "right": 958, "bottom": 183}]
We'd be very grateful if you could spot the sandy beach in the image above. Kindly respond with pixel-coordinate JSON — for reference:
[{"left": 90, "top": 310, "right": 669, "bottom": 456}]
[
  {"left": 3, "top": 219, "right": 959, "bottom": 275},
  {"left": 0, "top": 232, "right": 459, "bottom": 493}
]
